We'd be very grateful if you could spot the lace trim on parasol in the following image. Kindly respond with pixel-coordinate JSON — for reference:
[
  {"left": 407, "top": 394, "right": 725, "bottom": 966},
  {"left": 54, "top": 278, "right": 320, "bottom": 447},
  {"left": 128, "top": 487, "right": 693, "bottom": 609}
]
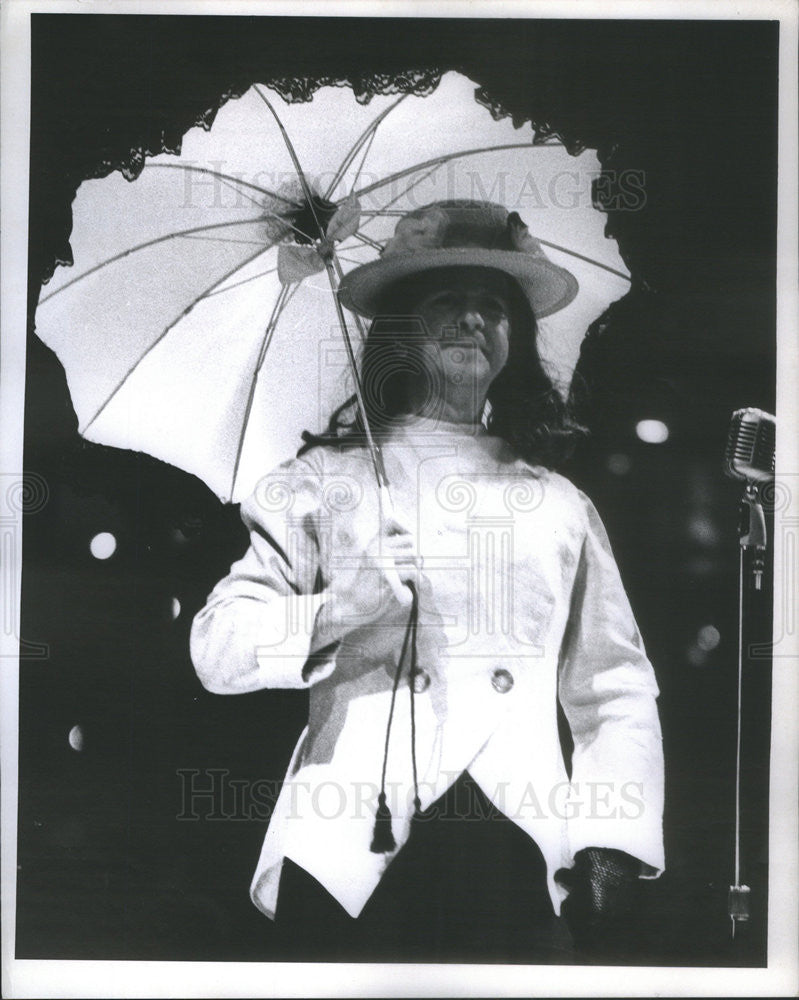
[{"left": 267, "top": 69, "right": 443, "bottom": 105}]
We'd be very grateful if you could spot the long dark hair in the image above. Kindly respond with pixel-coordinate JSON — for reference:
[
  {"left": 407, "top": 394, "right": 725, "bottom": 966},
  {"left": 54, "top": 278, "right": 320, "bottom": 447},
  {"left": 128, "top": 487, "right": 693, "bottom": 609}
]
[{"left": 299, "top": 267, "right": 587, "bottom": 469}]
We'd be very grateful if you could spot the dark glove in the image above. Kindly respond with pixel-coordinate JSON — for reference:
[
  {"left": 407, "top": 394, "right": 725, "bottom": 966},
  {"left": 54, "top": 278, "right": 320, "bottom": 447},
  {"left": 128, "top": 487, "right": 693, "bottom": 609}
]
[{"left": 555, "top": 847, "right": 642, "bottom": 956}]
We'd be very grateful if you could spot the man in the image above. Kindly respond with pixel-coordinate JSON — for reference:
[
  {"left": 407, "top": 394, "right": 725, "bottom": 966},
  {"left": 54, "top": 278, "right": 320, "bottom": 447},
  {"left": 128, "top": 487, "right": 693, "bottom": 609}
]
[{"left": 191, "top": 201, "right": 664, "bottom": 962}]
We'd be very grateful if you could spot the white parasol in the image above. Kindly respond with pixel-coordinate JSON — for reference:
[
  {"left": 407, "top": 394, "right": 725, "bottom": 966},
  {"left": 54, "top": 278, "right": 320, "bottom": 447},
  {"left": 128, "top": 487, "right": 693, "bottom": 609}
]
[{"left": 34, "top": 72, "right": 630, "bottom": 503}]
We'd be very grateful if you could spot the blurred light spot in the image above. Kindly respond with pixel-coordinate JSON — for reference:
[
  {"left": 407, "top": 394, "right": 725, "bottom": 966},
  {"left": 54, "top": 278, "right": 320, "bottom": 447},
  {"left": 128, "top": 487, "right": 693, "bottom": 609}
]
[
  {"left": 607, "top": 453, "right": 632, "bottom": 476},
  {"left": 170, "top": 527, "right": 189, "bottom": 546},
  {"left": 688, "top": 514, "right": 720, "bottom": 547},
  {"left": 171, "top": 597, "right": 181, "bottom": 620},
  {"left": 635, "top": 419, "right": 669, "bottom": 444},
  {"left": 686, "top": 645, "right": 708, "bottom": 667},
  {"left": 697, "top": 625, "right": 721, "bottom": 651},
  {"left": 68, "top": 725, "right": 84, "bottom": 752},
  {"left": 90, "top": 532, "right": 116, "bottom": 560}
]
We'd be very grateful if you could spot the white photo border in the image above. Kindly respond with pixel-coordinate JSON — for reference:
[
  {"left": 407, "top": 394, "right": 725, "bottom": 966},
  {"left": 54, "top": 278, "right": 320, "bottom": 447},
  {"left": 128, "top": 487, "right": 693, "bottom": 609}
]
[{"left": 2, "top": 1, "right": 797, "bottom": 997}]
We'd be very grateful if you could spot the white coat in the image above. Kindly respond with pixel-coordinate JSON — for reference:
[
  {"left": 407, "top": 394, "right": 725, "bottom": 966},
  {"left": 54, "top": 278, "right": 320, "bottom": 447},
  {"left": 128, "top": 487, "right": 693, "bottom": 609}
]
[{"left": 190, "top": 417, "right": 665, "bottom": 920}]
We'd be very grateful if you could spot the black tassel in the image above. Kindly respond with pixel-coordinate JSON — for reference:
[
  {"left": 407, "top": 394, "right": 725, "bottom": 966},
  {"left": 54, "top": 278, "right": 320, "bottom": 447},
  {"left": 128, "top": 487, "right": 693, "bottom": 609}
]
[{"left": 370, "top": 791, "right": 397, "bottom": 853}]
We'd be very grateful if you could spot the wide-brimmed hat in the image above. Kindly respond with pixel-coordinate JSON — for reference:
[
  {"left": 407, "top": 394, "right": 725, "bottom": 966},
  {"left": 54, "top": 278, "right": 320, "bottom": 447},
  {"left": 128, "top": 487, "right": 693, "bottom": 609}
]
[{"left": 337, "top": 200, "right": 578, "bottom": 320}]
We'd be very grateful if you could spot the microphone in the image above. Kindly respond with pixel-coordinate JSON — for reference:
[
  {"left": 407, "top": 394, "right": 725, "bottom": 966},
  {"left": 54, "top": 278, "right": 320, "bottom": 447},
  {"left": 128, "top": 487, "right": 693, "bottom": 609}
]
[
  {"left": 723, "top": 407, "right": 775, "bottom": 484},
  {"left": 724, "top": 408, "right": 776, "bottom": 933},
  {"left": 724, "top": 407, "right": 775, "bottom": 591}
]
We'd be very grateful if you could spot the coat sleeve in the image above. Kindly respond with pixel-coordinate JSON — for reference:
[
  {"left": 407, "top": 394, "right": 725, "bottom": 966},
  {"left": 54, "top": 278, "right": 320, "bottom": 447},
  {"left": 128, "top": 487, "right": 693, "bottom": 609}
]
[
  {"left": 190, "top": 451, "right": 335, "bottom": 694},
  {"left": 558, "top": 490, "right": 665, "bottom": 875}
]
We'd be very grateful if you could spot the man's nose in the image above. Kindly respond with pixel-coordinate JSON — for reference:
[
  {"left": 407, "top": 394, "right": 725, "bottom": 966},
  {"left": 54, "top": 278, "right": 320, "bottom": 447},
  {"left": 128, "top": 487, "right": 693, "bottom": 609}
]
[{"left": 458, "top": 308, "right": 485, "bottom": 334}]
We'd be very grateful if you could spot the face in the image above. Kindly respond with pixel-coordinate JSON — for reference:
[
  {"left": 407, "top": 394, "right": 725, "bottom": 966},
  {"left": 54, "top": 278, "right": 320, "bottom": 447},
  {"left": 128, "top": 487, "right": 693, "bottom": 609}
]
[{"left": 407, "top": 268, "right": 512, "bottom": 413}]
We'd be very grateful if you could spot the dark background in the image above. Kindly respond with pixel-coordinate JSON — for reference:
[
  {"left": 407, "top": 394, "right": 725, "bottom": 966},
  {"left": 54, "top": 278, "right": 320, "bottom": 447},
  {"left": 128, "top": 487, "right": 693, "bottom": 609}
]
[{"left": 18, "top": 15, "right": 776, "bottom": 964}]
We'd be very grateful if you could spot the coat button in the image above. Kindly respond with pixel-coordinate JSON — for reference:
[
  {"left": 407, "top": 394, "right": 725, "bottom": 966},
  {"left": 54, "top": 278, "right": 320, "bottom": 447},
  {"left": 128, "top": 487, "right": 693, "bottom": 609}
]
[
  {"left": 410, "top": 669, "right": 431, "bottom": 693},
  {"left": 491, "top": 668, "right": 514, "bottom": 693}
]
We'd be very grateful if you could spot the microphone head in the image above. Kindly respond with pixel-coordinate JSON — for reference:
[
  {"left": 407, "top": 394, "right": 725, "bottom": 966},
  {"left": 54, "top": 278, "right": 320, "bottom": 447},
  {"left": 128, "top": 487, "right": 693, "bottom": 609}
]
[{"left": 724, "top": 407, "right": 776, "bottom": 483}]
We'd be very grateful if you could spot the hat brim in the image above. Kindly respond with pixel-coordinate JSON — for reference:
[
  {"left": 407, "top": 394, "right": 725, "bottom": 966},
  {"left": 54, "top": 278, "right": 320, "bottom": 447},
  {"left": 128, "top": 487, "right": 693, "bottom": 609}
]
[{"left": 337, "top": 248, "right": 579, "bottom": 320}]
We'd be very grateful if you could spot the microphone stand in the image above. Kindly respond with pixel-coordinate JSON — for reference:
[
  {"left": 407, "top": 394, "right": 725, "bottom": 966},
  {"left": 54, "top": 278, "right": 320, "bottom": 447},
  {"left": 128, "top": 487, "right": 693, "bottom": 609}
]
[{"left": 728, "top": 482, "right": 767, "bottom": 937}]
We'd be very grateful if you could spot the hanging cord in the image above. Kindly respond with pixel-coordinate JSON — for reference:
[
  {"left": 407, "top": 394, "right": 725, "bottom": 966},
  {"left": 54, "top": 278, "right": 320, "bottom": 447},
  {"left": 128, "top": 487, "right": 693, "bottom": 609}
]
[
  {"left": 407, "top": 582, "right": 422, "bottom": 818},
  {"left": 370, "top": 580, "right": 421, "bottom": 853}
]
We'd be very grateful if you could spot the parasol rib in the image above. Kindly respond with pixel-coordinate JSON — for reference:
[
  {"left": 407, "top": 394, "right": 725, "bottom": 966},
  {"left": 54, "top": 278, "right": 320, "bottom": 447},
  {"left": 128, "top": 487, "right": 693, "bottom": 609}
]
[
  {"left": 229, "top": 282, "right": 300, "bottom": 501},
  {"left": 331, "top": 254, "right": 374, "bottom": 267},
  {"left": 39, "top": 215, "right": 310, "bottom": 305},
  {"left": 348, "top": 143, "right": 542, "bottom": 201},
  {"left": 358, "top": 163, "right": 444, "bottom": 219},
  {"left": 177, "top": 234, "right": 273, "bottom": 247},
  {"left": 323, "top": 95, "right": 408, "bottom": 201},
  {"left": 350, "top": 232, "right": 383, "bottom": 252},
  {"left": 80, "top": 244, "right": 273, "bottom": 434},
  {"left": 144, "top": 163, "right": 302, "bottom": 209},
  {"left": 348, "top": 129, "right": 377, "bottom": 199},
  {"left": 536, "top": 238, "right": 631, "bottom": 281},
  {"left": 204, "top": 265, "right": 279, "bottom": 299},
  {"left": 357, "top": 210, "right": 408, "bottom": 217}
]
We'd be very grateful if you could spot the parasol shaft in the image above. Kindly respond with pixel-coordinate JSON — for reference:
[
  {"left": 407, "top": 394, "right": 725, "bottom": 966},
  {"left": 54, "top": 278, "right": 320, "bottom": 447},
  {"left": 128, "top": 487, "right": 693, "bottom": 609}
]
[
  {"left": 330, "top": 253, "right": 369, "bottom": 343},
  {"left": 322, "top": 257, "right": 390, "bottom": 496}
]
